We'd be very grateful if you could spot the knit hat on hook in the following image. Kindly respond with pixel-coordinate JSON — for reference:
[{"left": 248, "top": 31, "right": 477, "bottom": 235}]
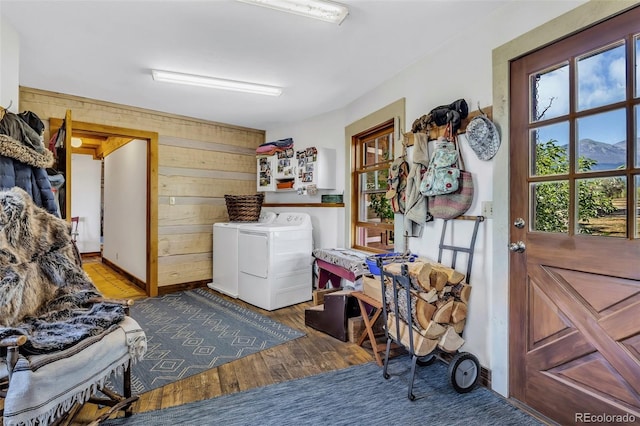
[{"left": 465, "top": 115, "right": 500, "bottom": 161}]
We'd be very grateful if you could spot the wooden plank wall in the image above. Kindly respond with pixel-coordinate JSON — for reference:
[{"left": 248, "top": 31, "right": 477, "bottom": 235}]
[{"left": 19, "top": 87, "right": 264, "bottom": 289}]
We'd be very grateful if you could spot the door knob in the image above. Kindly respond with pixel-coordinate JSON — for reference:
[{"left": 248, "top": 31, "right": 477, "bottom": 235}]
[{"left": 509, "top": 241, "right": 526, "bottom": 253}]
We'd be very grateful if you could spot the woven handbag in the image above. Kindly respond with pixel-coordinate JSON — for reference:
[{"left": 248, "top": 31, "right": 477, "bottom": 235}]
[
  {"left": 429, "top": 130, "right": 474, "bottom": 219},
  {"left": 429, "top": 170, "right": 474, "bottom": 219}
]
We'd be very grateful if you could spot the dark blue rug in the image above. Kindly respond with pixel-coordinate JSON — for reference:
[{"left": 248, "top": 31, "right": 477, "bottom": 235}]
[
  {"left": 115, "top": 288, "right": 304, "bottom": 394},
  {"left": 106, "top": 356, "right": 542, "bottom": 425}
]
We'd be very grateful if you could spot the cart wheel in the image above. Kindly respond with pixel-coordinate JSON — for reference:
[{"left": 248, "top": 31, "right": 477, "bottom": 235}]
[
  {"left": 416, "top": 354, "right": 437, "bottom": 366},
  {"left": 448, "top": 352, "right": 480, "bottom": 393}
]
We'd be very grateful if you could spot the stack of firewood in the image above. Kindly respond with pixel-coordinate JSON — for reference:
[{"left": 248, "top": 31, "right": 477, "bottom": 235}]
[{"left": 382, "top": 259, "right": 471, "bottom": 355}]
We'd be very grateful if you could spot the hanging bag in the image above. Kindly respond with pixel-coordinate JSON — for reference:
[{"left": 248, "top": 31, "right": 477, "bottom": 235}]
[
  {"left": 420, "top": 124, "right": 461, "bottom": 196},
  {"left": 429, "top": 130, "right": 474, "bottom": 219}
]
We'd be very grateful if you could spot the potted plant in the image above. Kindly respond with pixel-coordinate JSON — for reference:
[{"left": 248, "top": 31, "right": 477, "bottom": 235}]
[{"left": 369, "top": 193, "right": 394, "bottom": 222}]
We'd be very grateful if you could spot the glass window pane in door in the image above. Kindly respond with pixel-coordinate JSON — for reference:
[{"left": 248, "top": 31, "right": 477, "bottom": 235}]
[
  {"left": 576, "top": 176, "right": 627, "bottom": 237},
  {"left": 577, "top": 43, "right": 626, "bottom": 111},
  {"left": 531, "top": 122, "right": 569, "bottom": 176},
  {"left": 576, "top": 109, "right": 626, "bottom": 172},
  {"left": 530, "top": 64, "right": 569, "bottom": 122},
  {"left": 531, "top": 181, "right": 569, "bottom": 233}
]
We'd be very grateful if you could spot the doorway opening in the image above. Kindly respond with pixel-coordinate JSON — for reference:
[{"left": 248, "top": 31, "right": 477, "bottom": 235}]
[{"left": 50, "top": 115, "right": 159, "bottom": 297}]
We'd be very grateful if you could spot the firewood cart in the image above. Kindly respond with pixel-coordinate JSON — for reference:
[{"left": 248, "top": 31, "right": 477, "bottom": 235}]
[{"left": 377, "top": 215, "right": 484, "bottom": 400}]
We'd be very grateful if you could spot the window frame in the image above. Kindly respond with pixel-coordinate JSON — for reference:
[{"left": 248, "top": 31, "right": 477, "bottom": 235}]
[{"left": 351, "top": 118, "right": 395, "bottom": 253}]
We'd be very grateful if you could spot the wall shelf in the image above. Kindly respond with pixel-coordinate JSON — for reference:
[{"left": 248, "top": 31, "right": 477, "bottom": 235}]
[{"left": 263, "top": 203, "right": 344, "bottom": 208}]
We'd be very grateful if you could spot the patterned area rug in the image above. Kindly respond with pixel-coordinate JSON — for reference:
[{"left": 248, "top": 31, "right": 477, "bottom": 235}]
[
  {"left": 114, "top": 288, "right": 305, "bottom": 394},
  {"left": 105, "top": 356, "right": 543, "bottom": 425}
]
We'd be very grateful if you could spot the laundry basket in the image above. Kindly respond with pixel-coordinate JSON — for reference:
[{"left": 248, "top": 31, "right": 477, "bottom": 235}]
[{"left": 224, "top": 194, "right": 264, "bottom": 221}]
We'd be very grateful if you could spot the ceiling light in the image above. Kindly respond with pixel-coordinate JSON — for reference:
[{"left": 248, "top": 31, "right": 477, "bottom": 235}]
[
  {"left": 71, "top": 137, "right": 82, "bottom": 148},
  {"left": 151, "top": 70, "right": 282, "bottom": 96},
  {"left": 236, "top": 0, "right": 349, "bottom": 25}
]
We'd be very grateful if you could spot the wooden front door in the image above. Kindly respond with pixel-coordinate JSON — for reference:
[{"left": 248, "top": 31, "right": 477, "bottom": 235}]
[{"left": 509, "top": 7, "right": 640, "bottom": 424}]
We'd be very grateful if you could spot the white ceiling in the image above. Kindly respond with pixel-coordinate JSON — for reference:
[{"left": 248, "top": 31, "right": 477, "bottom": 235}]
[{"left": 1, "top": 0, "right": 574, "bottom": 130}]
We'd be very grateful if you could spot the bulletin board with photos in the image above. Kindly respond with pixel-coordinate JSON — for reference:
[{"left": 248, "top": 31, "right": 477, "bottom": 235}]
[
  {"left": 258, "top": 156, "right": 273, "bottom": 189},
  {"left": 277, "top": 148, "right": 295, "bottom": 177},
  {"left": 296, "top": 147, "right": 318, "bottom": 184}
]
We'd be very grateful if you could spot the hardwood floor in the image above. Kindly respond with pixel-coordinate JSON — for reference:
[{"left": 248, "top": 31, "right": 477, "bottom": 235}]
[
  {"left": 82, "top": 257, "right": 146, "bottom": 300},
  {"left": 75, "top": 260, "right": 379, "bottom": 424}
]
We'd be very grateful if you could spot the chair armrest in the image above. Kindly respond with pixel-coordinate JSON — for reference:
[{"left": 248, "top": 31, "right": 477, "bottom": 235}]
[
  {"left": 87, "top": 297, "right": 134, "bottom": 306},
  {"left": 1, "top": 335, "right": 27, "bottom": 379},
  {"left": 87, "top": 297, "right": 135, "bottom": 315},
  {"left": 0, "top": 335, "right": 27, "bottom": 348}
]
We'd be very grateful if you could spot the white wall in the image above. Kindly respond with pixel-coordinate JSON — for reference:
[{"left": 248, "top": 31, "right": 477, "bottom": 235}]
[
  {"left": 264, "top": 107, "right": 346, "bottom": 204},
  {"left": 103, "top": 139, "right": 147, "bottom": 281},
  {"left": 0, "top": 16, "right": 19, "bottom": 112},
  {"left": 71, "top": 154, "right": 102, "bottom": 253},
  {"left": 264, "top": 206, "right": 345, "bottom": 250},
  {"left": 266, "top": 0, "right": 591, "bottom": 397}
]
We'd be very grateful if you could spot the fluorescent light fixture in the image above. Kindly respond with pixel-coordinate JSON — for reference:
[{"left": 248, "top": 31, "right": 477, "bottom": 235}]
[
  {"left": 71, "top": 137, "right": 82, "bottom": 148},
  {"left": 236, "top": 0, "right": 349, "bottom": 25},
  {"left": 151, "top": 70, "right": 282, "bottom": 96}
]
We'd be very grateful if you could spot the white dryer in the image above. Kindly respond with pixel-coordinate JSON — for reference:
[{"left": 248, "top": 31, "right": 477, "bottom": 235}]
[
  {"left": 208, "top": 210, "right": 277, "bottom": 298},
  {"left": 237, "top": 212, "right": 313, "bottom": 311}
]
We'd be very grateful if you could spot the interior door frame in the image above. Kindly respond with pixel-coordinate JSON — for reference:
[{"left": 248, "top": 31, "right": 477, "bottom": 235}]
[{"left": 50, "top": 113, "right": 159, "bottom": 297}]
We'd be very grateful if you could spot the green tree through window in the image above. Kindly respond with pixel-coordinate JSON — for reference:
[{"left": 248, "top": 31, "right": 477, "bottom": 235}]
[{"left": 534, "top": 140, "right": 616, "bottom": 233}]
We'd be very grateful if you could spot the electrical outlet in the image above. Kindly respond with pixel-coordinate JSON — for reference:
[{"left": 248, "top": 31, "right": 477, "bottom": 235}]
[
  {"left": 481, "top": 201, "right": 493, "bottom": 218},
  {"left": 169, "top": 196, "right": 176, "bottom": 205}
]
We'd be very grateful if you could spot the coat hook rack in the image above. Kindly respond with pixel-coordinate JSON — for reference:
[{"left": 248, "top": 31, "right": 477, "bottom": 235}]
[
  {"left": 0, "top": 99, "right": 13, "bottom": 113},
  {"left": 0, "top": 100, "right": 12, "bottom": 120}
]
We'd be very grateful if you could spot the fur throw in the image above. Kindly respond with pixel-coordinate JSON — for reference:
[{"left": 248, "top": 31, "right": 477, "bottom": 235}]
[{"left": 0, "top": 187, "right": 125, "bottom": 354}]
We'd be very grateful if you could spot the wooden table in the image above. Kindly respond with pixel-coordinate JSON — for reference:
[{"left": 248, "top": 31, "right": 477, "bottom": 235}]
[{"left": 351, "top": 291, "right": 387, "bottom": 366}]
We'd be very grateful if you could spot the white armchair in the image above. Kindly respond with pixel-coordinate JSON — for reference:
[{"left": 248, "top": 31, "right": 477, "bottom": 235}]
[{"left": 1, "top": 308, "right": 146, "bottom": 426}]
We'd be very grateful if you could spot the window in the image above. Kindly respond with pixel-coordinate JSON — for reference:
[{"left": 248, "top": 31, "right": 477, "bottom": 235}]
[
  {"left": 529, "top": 34, "right": 640, "bottom": 238},
  {"left": 351, "top": 119, "right": 395, "bottom": 252}
]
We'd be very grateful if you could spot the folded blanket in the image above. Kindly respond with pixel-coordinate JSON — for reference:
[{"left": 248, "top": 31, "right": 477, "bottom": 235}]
[
  {"left": 0, "top": 187, "right": 125, "bottom": 354},
  {"left": 312, "top": 248, "right": 369, "bottom": 277},
  {"left": 258, "top": 137, "right": 293, "bottom": 148},
  {"left": 1, "top": 316, "right": 147, "bottom": 426}
]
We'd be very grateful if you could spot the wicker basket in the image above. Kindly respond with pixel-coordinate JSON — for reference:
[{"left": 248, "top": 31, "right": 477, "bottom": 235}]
[{"left": 224, "top": 194, "right": 264, "bottom": 221}]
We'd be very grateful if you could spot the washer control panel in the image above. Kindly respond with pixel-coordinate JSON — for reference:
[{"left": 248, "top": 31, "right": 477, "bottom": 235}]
[{"left": 272, "top": 212, "right": 311, "bottom": 226}]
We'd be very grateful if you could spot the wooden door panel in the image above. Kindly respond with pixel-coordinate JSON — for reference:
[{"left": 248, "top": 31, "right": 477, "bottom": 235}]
[
  {"left": 552, "top": 269, "right": 640, "bottom": 313},
  {"left": 553, "top": 352, "right": 639, "bottom": 409},
  {"left": 526, "top": 373, "right": 638, "bottom": 425},
  {"left": 525, "top": 262, "right": 640, "bottom": 417},
  {"left": 530, "top": 283, "right": 571, "bottom": 345},
  {"left": 526, "top": 233, "right": 640, "bottom": 281}
]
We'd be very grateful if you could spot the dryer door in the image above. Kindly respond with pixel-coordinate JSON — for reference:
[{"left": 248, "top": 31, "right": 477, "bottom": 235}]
[{"left": 238, "top": 230, "right": 269, "bottom": 278}]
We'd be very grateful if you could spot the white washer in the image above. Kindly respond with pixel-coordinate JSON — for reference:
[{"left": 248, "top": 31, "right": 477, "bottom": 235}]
[
  {"left": 208, "top": 210, "right": 277, "bottom": 298},
  {"left": 237, "top": 212, "right": 313, "bottom": 311}
]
